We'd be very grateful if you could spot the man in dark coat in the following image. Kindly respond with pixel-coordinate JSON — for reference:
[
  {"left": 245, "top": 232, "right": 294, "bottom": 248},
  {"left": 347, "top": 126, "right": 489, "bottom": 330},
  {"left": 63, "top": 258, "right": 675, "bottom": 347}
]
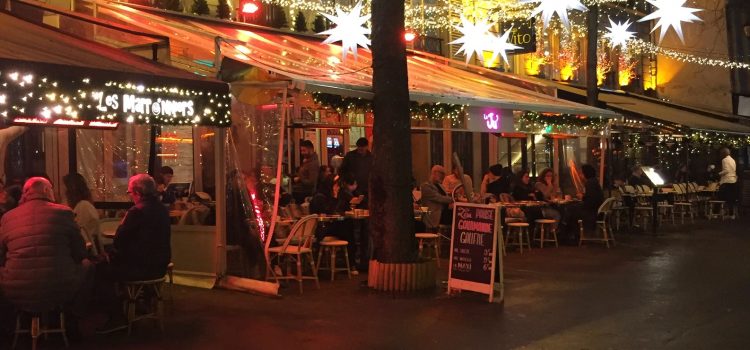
[
  {"left": 97, "top": 174, "right": 171, "bottom": 334},
  {"left": 113, "top": 174, "right": 172, "bottom": 281},
  {"left": 340, "top": 137, "right": 372, "bottom": 204},
  {"left": 0, "top": 177, "right": 91, "bottom": 334}
]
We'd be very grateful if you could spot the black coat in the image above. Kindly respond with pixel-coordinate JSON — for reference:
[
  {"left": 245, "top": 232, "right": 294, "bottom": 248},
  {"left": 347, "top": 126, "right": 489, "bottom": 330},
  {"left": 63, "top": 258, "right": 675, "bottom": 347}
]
[{"left": 113, "top": 196, "right": 171, "bottom": 281}]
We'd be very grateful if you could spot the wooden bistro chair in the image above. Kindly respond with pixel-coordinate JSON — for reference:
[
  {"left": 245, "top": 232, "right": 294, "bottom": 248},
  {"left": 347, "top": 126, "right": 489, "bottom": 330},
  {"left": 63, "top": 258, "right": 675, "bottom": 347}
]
[
  {"left": 580, "top": 197, "right": 617, "bottom": 248},
  {"left": 122, "top": 278, "right": 166, "bottom": 335},
  {"left": 267, "top": 214, "right": 320, "bottom": 294}
]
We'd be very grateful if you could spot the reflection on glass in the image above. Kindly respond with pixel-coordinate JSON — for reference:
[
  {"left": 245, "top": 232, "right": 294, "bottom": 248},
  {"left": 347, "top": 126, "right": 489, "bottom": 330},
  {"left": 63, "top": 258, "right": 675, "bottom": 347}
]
[{"left": 77, "top": 125, "right": 151, "bottom": 202}]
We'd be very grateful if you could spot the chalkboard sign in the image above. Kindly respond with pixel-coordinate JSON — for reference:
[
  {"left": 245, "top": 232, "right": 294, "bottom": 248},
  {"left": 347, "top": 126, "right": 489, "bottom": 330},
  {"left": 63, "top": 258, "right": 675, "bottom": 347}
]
[{"left": 447, "top": 203, "right": 502, "bottom": 303}]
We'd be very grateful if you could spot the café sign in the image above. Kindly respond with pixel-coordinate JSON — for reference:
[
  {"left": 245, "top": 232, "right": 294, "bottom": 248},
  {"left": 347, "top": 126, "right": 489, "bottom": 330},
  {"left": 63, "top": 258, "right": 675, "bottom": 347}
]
[
  {"left": 466, "top": 107, "right": 513, "bottom": 133},
  {"left": 501, "top": 19, "right": 537, "bottom": 55}
]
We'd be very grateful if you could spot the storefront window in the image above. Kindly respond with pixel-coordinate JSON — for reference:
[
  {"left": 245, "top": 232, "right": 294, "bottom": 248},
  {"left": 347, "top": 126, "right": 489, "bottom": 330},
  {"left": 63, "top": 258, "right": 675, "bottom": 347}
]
[
  {"left": 534, "top": 135, "right": 553, "bottom": 177},
  {"left": 156, "top": 126, "right": 194, "bottom": 184},
  {"left": 77, "top": 125, "right": 151, "bottom": 202}
]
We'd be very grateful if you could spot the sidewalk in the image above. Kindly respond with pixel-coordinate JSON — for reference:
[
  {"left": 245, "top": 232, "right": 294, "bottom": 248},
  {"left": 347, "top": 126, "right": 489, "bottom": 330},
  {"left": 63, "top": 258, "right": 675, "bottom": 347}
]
[{"left": 5, "top": 218, "right": 750, "bottom": 349}]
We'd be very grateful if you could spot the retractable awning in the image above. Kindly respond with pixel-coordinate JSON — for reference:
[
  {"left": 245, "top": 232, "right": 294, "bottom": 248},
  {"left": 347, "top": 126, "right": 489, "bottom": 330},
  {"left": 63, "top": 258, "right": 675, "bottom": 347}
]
[
  {"left": 551, "top": 83, "right": 750, "bottom": 134},
  {"left": 77, "top": 2, "right": 618, "bottom": 119},
  {"left": 0, "top": 12, "right": 231, "bottom": 127}
]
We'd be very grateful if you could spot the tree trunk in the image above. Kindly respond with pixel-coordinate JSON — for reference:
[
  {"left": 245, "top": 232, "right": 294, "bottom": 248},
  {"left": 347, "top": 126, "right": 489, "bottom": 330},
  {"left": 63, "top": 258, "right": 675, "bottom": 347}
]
[
  {"left": 586, "top": 4, "right": 599, "bottom": 106},
  {"left": 369, "top": 0, "right": 417, "bottom": 263}
]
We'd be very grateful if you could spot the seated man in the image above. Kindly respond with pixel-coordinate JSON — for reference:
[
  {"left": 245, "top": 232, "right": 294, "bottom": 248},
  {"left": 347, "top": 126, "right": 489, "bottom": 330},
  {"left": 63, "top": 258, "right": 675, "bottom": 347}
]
[
  {"left": 97, "top": 174, "right": 171, "bottom": 334},
  {"left": 0, "top": 177, "right": 90, "bottom": 333}
]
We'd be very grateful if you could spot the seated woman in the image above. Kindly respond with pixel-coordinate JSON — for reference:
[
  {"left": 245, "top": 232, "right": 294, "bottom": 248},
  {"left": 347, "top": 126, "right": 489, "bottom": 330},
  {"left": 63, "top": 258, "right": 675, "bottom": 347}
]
[
  {"left": 535, "top": 168, "right": 557, "bottom": 201},
  {"left": 63, "top": 173, "right": 101, "bottom": 255},
  {"left": 512, "top": 170, "right": 536, "bottom": 201}
]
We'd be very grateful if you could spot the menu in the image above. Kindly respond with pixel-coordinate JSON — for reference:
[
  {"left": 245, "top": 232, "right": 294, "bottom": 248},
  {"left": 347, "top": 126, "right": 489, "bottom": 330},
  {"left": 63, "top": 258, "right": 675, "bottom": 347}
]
[{"left": 447, "top": 203, "right": 502, "bottom": 302}]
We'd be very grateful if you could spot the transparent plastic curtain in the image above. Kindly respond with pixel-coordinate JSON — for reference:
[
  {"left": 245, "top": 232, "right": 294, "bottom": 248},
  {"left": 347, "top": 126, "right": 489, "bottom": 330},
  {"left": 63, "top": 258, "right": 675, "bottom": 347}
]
[
  {"left": 76, "top": 125, "right": 151, "bottom": 202},
  {"left": 225, "top": 92, "right": 287, "bottom": 279}
]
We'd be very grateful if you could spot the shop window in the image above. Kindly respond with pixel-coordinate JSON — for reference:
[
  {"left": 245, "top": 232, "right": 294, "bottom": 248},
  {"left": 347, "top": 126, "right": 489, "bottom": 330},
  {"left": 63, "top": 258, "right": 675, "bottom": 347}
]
[
  {"left": 77, "top": 124, "right": 151, "bottom": 202},
  {"left": 156, "top": 126, "right": 195, "bottom": 185}
]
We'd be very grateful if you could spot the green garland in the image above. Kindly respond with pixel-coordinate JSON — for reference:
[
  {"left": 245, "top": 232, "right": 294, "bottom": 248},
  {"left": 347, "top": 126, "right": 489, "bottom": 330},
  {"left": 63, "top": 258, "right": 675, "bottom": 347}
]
[
  {"left": 687, "top": 130, "right": 750, "bottom": 149},
  {"left": 518, "top": 111, "right": 609, "bottom": 133},
  {"left": 311, "top": 92, "right": 466, "bottom": 124}
]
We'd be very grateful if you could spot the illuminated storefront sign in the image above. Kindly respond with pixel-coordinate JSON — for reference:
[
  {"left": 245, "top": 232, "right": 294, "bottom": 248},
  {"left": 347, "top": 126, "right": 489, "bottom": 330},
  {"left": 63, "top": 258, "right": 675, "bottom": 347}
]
[
  {"left": 0, "top": 58, "right": 231, "bottom": 127},
  {"left": 501, "top": 19, "right": 537, "bottom": 55},
  {"left": 466, "top": 107, "right": 513, "bottom": 133}
]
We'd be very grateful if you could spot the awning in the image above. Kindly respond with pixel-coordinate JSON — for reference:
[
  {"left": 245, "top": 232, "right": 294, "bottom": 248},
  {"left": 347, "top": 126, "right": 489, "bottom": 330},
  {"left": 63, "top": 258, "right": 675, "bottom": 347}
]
[
  {"left": 551, "top": 83, "right": 750, "bottom": 134},
  {"left": 78, "top": 2, "right": 618, "bottom": 119},
  {"left": 0, "top": 12, "right": 231, "bottom": 127}
]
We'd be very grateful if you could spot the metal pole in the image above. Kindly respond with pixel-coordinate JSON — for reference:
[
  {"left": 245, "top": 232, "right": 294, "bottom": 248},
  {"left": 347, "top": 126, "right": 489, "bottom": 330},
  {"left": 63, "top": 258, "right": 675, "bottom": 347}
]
[{"left": 214, "top": 128, "right": 227, "bottom": 276}]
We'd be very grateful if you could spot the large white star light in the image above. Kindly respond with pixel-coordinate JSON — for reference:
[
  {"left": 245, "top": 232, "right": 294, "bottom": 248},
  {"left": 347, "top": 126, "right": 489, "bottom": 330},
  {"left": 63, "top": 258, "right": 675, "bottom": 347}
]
[
  {"left": 520, "top": 0, "right": 588, "bottom": 29},
  {"left": 638, "top": 0, "right": 702, "bottom": 44},
  {"left": 489, "top": 26, "right": 522, "bottom": 65},
  {"left": 604, "top": 18, "right": 636, "bottom": 49},
  {"left": 449, "top": 17, "right": 494, "bottom": 64},
  {"left": 319, "top": 2, "right": 371, "bottom": 60}
]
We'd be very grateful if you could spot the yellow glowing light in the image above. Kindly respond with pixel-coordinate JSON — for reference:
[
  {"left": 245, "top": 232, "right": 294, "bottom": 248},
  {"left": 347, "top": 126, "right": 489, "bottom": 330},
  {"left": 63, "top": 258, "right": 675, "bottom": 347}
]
[
  {"left": 481, "top": 51, "right": 500, "bottom": 68},
  {"left": 597, "top": 66, "right": 608, "bottom": 86},
  {"left": 525, "top": 55, "right": 547, "bottom": 76},
  {"left": 560, "top": 64, "right": 575, "bottom": 81}
]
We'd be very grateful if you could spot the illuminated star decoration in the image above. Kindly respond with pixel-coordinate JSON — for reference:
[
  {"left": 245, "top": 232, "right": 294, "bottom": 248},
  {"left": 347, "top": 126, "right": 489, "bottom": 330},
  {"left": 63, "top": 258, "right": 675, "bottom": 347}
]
[
  {"left": 318, "top": 2, "right": 371, "bottom": 60},
  {"left": 489, "top": 26, "right": 522, "bottom": 65},
  {"left": 638, "top": 0, "right": 702, "bottom": 44},
  {"left": 449, "top": 17, "right": 494, "bottom": 64},
  {"left": 604, "top": 18, "right": 636, "bottom": 49},
  {"left": 519, "top": 0, "right": 588, "bottom": 29}
]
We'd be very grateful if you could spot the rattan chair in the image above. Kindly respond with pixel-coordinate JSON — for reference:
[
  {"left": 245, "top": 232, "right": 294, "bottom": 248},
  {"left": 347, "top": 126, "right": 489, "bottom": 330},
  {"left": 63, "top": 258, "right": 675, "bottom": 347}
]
[{"left": 267, "top": 214, "right": 320, "bottom": 293}]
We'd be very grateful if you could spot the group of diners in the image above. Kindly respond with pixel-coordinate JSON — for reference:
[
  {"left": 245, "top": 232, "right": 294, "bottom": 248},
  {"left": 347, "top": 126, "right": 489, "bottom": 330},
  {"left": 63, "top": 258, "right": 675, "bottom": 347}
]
[{"left": 0, "top": 173, "right": 172, "bottom": 340}]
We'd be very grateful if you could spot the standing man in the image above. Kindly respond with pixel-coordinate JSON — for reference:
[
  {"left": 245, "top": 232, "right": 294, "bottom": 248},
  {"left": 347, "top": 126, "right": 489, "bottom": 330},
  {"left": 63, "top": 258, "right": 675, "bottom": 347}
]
[
  {"left": 340, "top": 137, "right": 373, "bottom": 205},
  {"left": 97, "top": 174, "right": 171, "bottom": 334},
  {"left": 339, "top": 137, "right": 373, "bottom": 272},
  {"left": 718, "top": 147, "right": 738, "bottom": 219},
  {"left": 292, "top": 140, "right": 320, "bottom": 204}
]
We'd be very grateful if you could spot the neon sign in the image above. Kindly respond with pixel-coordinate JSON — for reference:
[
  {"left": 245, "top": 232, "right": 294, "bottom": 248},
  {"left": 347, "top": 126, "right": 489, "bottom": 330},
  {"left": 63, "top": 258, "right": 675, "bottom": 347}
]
[{"left": 483, "top": 112, "right": 500, "bottom": 130}]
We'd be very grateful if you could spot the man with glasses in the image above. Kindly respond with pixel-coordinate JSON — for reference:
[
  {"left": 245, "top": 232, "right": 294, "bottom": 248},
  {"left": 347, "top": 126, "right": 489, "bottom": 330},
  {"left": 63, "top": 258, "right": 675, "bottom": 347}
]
[{"left": 97, "top": 174, "right": 171, "bottom": 334}]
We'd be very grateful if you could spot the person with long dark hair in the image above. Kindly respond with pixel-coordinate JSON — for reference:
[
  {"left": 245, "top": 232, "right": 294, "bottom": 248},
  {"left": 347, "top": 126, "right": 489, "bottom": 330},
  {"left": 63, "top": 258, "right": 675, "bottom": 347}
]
[
  {"left": 63, "top": 173, "right": 101, "bottom": 255},
  {"left": 535, "top": 168, "right": 557, "bottom": 201}
]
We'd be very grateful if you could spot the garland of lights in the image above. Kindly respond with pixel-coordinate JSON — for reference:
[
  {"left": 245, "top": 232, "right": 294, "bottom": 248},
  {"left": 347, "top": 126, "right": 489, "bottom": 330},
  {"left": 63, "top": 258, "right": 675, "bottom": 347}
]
[
  {"left": 518, "top": 111, "right": 609, "bottom": 133},
  {"left": 0, "top": 67, "right": 232, "bottom": 127},
  {"left": 628, "top": 39, "right": 750, "bottom": 70},
  {"left": 311, "top": 92, "right": 466, "bottom": 124}
]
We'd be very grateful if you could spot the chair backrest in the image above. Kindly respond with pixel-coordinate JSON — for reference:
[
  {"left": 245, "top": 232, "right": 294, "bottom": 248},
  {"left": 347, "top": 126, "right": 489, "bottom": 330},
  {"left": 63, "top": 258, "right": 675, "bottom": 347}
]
[
  {"left": 624, "top": 185, "right": 636, "bottom": 194},
  {"left": 678, "top": 183, "right": 688, "bottom": 194},
  {"left": 641, "top": 185, "right": 652, "bottom": 193},
  {"left": 280, "top": 214, "right": 318, "bottom": 252},
  {"left": 706, "top": 182, "right": 718, "bottom": 192},
  {"left": 597, "top": 197, "right": 617, "bottom": 215},
  {"left": 672, "top": 184, "right": 683, "bottom": 194}
]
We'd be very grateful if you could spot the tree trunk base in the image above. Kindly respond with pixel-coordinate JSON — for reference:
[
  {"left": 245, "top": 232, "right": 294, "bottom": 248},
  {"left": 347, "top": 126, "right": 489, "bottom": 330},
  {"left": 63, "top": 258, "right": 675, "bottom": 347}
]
[{"left": 367, "top": 259, "right": 436, "bottom": 293}]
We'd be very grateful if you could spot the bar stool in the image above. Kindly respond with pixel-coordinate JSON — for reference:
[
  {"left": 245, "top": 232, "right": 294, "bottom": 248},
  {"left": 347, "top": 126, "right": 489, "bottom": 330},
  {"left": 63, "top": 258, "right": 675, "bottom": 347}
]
[
  {"left": 708, "top": 201, "right": 726, "bottom": 220},
  {"left": 505, "top": 222, "right": 531, "bottom": 253},
  {"left": 674, "top": 201, "right": 694, "bottom": 224},
  {"left": 634, "top": 206, "right": 652, "bottom": 229},
  {"left": 12, "top": 307, "right": 68, "bottom": 350},
  {"left": 316, "top": 239, "right": 351, "bottom": 281},
  {"left": 533, "top": 219, "right": 558, "bottom": 248},
  {"left": 657, "top": 202, "right": 675, "bottom": 225},
  {"left": 122, "top": 278, "right": 165, "bottom": 335},
  {"left": 415, "top": 233, "right": 440, "bottom": 267}
]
